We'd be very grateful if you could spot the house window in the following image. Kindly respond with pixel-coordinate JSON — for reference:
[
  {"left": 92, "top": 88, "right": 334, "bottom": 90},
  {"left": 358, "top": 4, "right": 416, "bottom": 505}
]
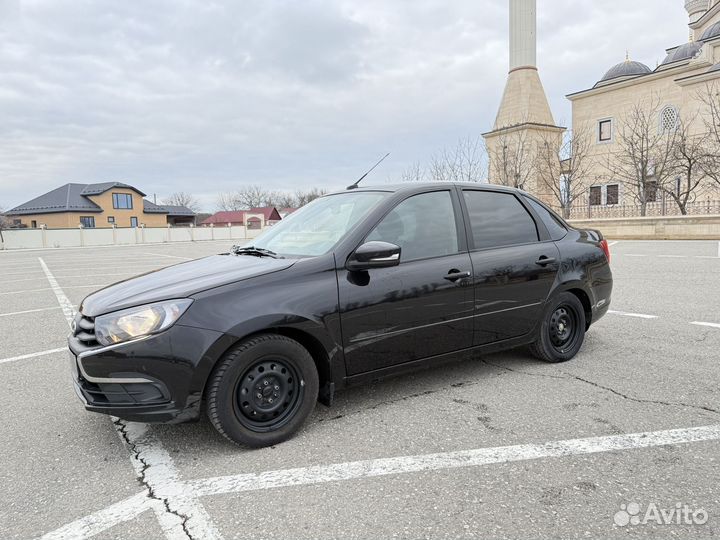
[
  {"left": 606, "top": 184, "right": 619, "bottom": 205},
  {"left": 645, "top": 181, "right": 658, "bottom": 203},
  {"left": 589, "top": 186, "right": 602, "bottom": 206},
  {"left": 130, "top": 217, "right": 138, "bottom": 228},
  {"left": 659, "top": 105, "right": 679, "bottom": 134},
  {"left": 112, "top": 193, "right": 133, "bottom": 209},
  {"left": 107, "top": 216, "right": 115, "bottom": 223},
  {"left": 12, "top": 219, "right": 21, "bottom": 225},
  {"left": 80, "top": 216, "right": 96, "bottom": 228},
  {"left": 598, "top": 119, "right": 613, "bottom": 142},
  {"left": 31, "top": 220, "right": 37, "bottom": 228}
]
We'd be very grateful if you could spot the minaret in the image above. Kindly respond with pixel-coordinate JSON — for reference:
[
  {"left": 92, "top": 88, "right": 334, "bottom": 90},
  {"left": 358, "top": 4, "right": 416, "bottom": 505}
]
[
  {"left": 483, "top": 0, "right": 564, "bottom": 202},
  {"left": 686, "top": 0, "right": 709, "bottom": 40}
]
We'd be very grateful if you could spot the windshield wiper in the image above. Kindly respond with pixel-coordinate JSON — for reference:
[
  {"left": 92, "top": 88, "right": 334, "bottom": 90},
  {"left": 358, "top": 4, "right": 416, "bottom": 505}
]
[{"left": 231, "top": 245, "right": 283, "bottom": 259}]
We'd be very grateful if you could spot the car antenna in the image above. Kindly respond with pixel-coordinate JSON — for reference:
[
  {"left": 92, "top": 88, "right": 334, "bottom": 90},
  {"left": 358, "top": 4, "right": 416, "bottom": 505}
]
[{"left": 346, "top": 153, "right": 390, "bottom": 190}]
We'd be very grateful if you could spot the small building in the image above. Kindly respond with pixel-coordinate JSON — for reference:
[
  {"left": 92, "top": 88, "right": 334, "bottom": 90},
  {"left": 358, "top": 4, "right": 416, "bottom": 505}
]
[
  {"left": 278, "top": 207, "right": 298, "bottom": 219},
  {"left": 4, "top": 182, "right": 195, "bottom": 229},
  {"left": 200, "top": 207, "right": 282, "bottom": 229}
]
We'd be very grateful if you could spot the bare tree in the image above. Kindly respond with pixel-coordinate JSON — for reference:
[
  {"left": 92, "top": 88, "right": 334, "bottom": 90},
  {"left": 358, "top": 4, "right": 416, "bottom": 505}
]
[
  {"left": 400, "top": 161, "right": 425, "bottom": 182},
  {"left": 294, "top": 188, "right": 327, "bottom": 207},
  {"left": 665, "top": 117, "right": 711, "bottom": 215},
  {"left": 428, "top": 137, "right": 486, "bottom": 183},
  {"left": 273, "top": 192, "right": 297, "bottom": 209},
  {"left": 607, "top": 98, "right": 678, "bottom": 216},
  {"left": 162, "top": 192, "right": 200, "bottom": 212},
  {"left": 536, "top": 125, "right": 592, "bottom": 218},
  {"left": 698, "top": 83, "right": 720, "bottom": 189},
  {"left": 488, "top": 128, "right": 535, "bottom": 189}
]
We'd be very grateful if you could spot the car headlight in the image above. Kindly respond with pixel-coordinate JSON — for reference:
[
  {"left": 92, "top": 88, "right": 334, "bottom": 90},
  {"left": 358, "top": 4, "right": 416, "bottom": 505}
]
[{"left": 94, "top": 299, "right": 193, "bottom": 347}]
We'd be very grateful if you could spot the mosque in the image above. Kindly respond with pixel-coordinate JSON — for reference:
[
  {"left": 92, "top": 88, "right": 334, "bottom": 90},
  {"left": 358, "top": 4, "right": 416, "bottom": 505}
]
[{"left": 485, "top": 0, "right": 720, "bottom": 214}]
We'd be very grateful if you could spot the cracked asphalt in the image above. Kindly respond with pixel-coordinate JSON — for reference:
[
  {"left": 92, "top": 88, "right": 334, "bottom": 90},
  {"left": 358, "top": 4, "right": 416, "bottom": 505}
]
[{"left": 1, "top": 239, "right": 719, "bottom": 539}]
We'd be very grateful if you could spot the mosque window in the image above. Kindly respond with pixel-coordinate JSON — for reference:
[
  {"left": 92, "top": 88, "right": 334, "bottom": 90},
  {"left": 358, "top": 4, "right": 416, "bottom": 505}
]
[
  {"left": 659, "top": 106, "right": 679, "bottom": 133},
  {"left": 598, "top": 119, "right": 613, "bottom": 142},
  {"left": 606, "top": 184, "right": 619, "bottom": 205},
  {"left": 589, "top": 186, "right": 602, "bottom": 205}
]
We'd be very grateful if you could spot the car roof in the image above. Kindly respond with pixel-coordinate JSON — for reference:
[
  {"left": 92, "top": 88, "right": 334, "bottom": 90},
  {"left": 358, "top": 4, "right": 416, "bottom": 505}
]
[{"left": 329, "top": 182, "right": 527, "bottom": 196}]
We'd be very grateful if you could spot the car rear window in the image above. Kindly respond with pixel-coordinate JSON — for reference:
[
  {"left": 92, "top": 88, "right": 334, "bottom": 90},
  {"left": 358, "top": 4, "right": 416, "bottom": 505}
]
[
  {"left": 463, "top": 190, "right": 539, "bottom": 249},
  {"left": 523, "top": 196, "right": 568, "bottom": 241}
]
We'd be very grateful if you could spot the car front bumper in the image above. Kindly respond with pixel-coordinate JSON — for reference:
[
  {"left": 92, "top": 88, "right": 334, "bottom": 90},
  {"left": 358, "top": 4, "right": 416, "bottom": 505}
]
[{"left": 68, "top": 323, "right": 233, "bottom": 423}]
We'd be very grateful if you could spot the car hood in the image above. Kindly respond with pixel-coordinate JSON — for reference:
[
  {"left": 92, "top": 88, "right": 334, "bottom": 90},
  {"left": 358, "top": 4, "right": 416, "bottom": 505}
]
[{"left": 80, "top": 254, "right": 296, "bottom": 317}]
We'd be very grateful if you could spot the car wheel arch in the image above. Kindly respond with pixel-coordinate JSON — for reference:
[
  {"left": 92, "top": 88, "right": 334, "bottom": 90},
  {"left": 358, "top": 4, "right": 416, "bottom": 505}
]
[
  {"left": 550, "top": 282, "right": 593, "bottom": 329},
  {"left": 199, "top": 325, "right": 335, "bottom": 409}
]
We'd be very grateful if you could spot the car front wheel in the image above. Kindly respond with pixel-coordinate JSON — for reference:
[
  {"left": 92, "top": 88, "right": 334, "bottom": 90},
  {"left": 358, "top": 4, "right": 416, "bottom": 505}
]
[
  {"left": 530, "top": 292, "right": 586, "bottom": 363},
  {"left": 206, "top": 334, "right": 319, "bottom": 447}
]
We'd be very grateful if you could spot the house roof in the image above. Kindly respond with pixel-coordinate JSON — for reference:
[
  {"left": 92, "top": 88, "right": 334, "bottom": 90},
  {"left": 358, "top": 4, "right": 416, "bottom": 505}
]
[
  {"left": 248, "top": 207, "right": 282, "bottom": 221},
  {"left": 8, "top": 183, "right": 104, "bottom": 215},
  {"left": 200, "top": 207, "right": 281, "bottom": 225},
  {"left": 7, "top": 182, "right": 193, "bottom": 216},
  {"left": 200, "top": 211, "right": 247, "bottom": 225},
  {"left": 80, "top": 182, "right": 145, "bottom": 197}
]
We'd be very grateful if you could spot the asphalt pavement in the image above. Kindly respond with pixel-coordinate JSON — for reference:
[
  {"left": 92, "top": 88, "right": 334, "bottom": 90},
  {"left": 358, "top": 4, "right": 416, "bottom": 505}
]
[{"left": 1, "top": 239, "right": 719, "bottom": 539}]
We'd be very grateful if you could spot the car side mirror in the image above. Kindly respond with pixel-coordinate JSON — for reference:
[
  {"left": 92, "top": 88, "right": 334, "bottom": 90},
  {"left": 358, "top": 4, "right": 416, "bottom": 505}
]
[{"left": 346, "top": 241, "right": 401, "bottom": 271}]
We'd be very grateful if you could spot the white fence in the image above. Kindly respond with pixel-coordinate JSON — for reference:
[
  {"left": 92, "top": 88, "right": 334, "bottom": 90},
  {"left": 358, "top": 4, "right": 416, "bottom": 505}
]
[{"left": 0, "top": 225, "right": 267, "bottom": 250}]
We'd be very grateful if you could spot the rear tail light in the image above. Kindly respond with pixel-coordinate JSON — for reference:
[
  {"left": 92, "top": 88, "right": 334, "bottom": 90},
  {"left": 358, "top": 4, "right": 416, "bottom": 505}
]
[{"left": 600, "top": 239, "right": 610, "bottom": 263}]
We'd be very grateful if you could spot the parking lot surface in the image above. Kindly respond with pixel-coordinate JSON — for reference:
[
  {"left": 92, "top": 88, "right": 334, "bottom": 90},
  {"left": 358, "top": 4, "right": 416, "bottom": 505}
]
[{"left": 1, "top": 239, "right": 719, "bottom": 539}]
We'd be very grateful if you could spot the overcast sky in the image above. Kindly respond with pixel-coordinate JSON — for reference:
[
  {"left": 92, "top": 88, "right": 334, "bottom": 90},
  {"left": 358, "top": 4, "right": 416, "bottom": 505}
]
[{"left": 0, "top": 0, "right": 689, "bottom": 211}]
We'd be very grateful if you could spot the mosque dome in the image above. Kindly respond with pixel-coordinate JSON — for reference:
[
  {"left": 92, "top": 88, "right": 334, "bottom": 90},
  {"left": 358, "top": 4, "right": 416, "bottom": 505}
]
[
  {"left": 597, "top": 60, "right": 652, "bottom": 85},
  {"left": 660, "top": 41, "right": 703, "bottom": 65},
  {"left": 700, "top": 20, "right": 720, "bottom": 41}
]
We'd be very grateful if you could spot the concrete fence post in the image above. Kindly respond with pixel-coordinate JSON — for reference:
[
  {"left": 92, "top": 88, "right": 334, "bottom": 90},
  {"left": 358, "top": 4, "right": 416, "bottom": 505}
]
[
  {"left": 41, "top": 224, "right": 47, "bottom": 248},
  {"left": 210, "top": 223, "right": 214, "bottom": 240},
  {"left": 112, "top": 224, "right": 117, "bottom": 245},
  {"left": 78, "top": 224, "right": 85, "bottom": 247},
  {"left": 140, "top": 224, "right": 146, "bottom": 244},
  {"left": 190, "top": 223, "right": 195, "bottom": 242}
]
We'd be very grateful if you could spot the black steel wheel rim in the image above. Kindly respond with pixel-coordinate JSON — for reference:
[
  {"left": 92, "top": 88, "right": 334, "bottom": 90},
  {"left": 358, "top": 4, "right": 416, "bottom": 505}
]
[
  {"left": 234, "top": 357, "right": 303, "bottom": 432},
  {"left": 548, "top": 304, "right": 579, "bottom": 352}
]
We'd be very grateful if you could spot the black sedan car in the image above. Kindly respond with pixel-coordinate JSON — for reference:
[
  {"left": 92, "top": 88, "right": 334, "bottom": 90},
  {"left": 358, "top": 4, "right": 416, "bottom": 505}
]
[{"left": 69, "top": 183, "right": 612, "bottom": 447}]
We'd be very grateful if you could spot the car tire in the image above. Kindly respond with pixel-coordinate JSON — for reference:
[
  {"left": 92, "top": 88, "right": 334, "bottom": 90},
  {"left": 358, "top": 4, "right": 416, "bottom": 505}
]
[
  {"left": 206, "top": 333, "right": 319, "bottom": 447},
  {"left": 529, "top": 292, "right": 586, "bottom": 363}
]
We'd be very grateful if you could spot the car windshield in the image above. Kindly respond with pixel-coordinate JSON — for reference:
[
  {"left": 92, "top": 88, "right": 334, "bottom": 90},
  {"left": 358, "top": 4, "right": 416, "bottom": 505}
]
[{"left": 246, "top": 191, "right": 388, "bottom": 257}]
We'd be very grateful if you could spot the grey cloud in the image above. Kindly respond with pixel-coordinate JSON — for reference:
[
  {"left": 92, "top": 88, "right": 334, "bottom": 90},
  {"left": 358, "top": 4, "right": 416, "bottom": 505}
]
[{"left": 0, "top": 0, "right": 689, "bottom": 211}]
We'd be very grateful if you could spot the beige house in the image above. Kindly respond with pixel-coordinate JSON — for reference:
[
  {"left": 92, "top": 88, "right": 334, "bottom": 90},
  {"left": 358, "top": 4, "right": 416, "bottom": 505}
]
[
  {"left": 5, "top": 182, "right": 195, "bottom": 229},
  {"left": 566, "top": 0, "right": 720, "bottom": 214}
]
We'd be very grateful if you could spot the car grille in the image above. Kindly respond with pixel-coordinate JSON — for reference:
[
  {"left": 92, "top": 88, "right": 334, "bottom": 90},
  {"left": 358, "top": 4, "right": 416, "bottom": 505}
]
[{"left": 73, "top": 312, "right": 98, "bottom": 347}]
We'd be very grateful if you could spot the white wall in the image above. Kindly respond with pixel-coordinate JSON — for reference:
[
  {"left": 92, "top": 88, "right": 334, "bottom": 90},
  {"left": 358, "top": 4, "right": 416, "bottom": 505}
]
[{"left": 0, "top": 225, "right": 255, "bottom": 250}]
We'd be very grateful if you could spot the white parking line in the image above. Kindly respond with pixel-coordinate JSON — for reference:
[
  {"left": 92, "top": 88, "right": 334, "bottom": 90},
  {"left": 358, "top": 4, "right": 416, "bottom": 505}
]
[
  {"left": 658, "top": 255, "right": 686, "bottom": 258},
  {"left": 624, "top": 254, "right": 647, "bottom": 257},
  {"left": 142, "top": 252, "right": 193, "bottom": 260},
  {"left": 117, "top": 422, "right": 223, "bottom": 539},
  {"left": 607, "top": 241, "right": 619, "bottom": 247},
  {"left": 37, "top": 257, "right": 218, "bottom": 540},
  {"left": 0, "top": 285, "right": 108, "bottom": 296},
  {"left": 0, "top": 306, "right": 61, "bottom": 318},
  {"left": 42, "top": 423, "right": 720, "bottom": 540},
  {"left": 0, "top": 347, "right": 66, "bottom": 365},
  {"left": 690, "top": 321, "right": 720, "bottom": 329},
  {"left": 608, "top": 310, "right": 658, "bottom": 319}
]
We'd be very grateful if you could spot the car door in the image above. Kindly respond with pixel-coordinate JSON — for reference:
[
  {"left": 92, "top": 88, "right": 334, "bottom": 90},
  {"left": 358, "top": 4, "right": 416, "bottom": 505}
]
[
  {"left": 460, "top": 188, "right": 560, "bottom": 345},
  {"left": 338, "top": 189, "right": 474, "bottom": 376}
]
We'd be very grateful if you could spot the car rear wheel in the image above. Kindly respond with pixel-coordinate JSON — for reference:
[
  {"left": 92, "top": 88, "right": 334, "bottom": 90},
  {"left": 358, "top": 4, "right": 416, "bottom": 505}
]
[
  {"left": 206, "top": 334, "right": 319, "bottom": 447},
  {"left": 530, "top": 292, "right": 586, "bottom": 363}
]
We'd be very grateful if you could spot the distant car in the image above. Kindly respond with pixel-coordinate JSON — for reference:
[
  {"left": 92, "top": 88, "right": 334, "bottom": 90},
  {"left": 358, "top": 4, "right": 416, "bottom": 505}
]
[{"left": 68, "top": 183, "right": 613, "bottom": 447}]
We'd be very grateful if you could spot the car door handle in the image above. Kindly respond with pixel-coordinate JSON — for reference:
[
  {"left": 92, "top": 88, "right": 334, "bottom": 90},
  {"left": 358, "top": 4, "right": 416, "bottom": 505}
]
[
  {"left": 444, "top": 270, "right": 471, "bottom": 281},
  {"left": 535, "top": 256, "right": 556, "bottom": 266}
]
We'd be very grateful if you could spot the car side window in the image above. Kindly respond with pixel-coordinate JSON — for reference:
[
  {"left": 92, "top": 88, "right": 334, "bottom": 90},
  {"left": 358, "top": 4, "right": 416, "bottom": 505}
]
[
  {"left": 523, "top": 196, "right": 568, "bottom": 240},
  {"left": 463, "top": 190, "right": 539, "bottom": 250},
  {"left": 366, "top": 191, "right": 459, "bottom": 262}
]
